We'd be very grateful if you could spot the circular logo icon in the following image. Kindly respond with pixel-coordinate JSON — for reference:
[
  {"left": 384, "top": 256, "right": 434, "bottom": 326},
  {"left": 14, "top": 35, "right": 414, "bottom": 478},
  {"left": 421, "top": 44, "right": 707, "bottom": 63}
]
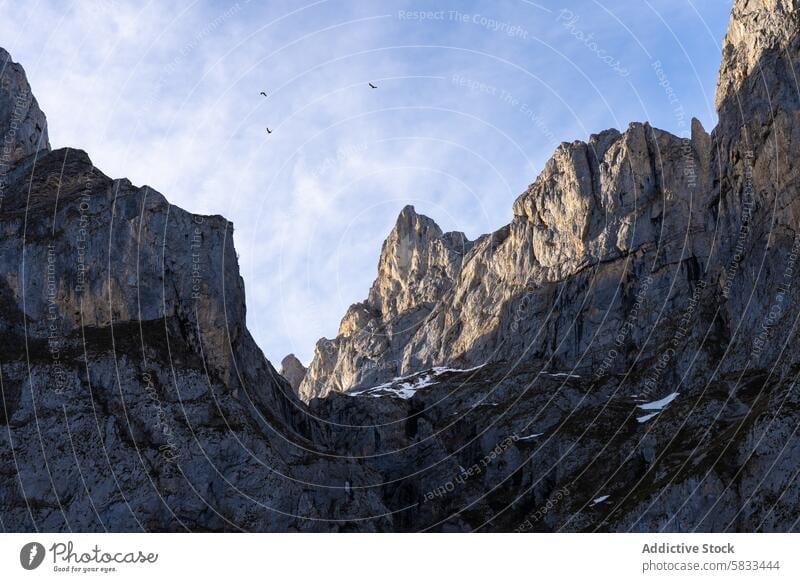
[{"left": 20, "top": 542, "right": 46, "bottom": 570}]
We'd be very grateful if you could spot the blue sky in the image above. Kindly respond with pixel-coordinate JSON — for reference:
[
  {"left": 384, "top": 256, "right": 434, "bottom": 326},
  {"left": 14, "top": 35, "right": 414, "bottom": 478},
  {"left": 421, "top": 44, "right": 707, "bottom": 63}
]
[{"left": 0, "top": 0, "right": 732, "bottom": 365}]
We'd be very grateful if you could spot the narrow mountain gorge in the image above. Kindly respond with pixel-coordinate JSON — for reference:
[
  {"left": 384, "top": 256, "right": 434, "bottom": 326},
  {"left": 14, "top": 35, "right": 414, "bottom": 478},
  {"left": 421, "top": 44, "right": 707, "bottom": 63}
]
[{"left": 1, "top": 0, "right": 799, "bottom": 532}]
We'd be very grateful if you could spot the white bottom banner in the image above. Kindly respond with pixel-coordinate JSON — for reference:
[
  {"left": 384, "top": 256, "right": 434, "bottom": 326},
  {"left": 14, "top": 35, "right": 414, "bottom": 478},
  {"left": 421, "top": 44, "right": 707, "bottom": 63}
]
[{"left": 1, "top": 533, "right": 797, "bottom": 581}]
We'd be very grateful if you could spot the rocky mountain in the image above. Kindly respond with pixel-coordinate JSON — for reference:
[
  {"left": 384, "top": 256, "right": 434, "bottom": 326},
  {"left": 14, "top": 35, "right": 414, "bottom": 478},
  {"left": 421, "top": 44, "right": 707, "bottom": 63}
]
[
  {"left": 299, "top": 205, "right": 472, "bottom": 400},
  {"left": 279, "top": 354, "right": 306, "bottom": 392},
  {"left": 1, "top": 0, "right": 800, "bottom": 532}
]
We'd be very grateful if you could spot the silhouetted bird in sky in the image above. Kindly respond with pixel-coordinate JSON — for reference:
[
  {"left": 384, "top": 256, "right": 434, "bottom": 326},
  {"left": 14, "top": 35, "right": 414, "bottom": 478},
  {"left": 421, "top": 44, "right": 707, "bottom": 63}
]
[
  {"left": 368, "top": 82, "right": 377, "bottom": 89},
  {"left": 260, "top": 91, "right": 268, "bottom": 97},
  {"left": 266, "top": 128, "right": 272, "bottom": 134}
]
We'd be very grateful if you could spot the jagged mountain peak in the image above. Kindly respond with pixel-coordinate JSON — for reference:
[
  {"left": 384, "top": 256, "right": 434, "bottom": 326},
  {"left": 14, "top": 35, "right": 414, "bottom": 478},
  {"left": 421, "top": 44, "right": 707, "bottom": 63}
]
[
  {"left": 366, "top": 205, "right": 473, "bottom": 317},
  {"left": 389, "top": 204, "right": 470, "bottom": 245},
  {"left": 383, "top": 204, "right": 471, "bottom": 256},
  {"left": 394, "top": 203, "right": 435, "bottom": 230},
  {"left": 297, "top": 205, "right": 474, "bottom": 400},
  {"left": 0, "top": 46, "right": 50, "bottom": 167}
]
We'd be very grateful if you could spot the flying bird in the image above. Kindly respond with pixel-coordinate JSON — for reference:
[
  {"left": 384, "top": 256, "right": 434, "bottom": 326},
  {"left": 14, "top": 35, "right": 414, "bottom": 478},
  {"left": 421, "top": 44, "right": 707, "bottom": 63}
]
[
  {"left": 259, "top": 91, "right": 268, "bottom": 97},
  {"left": 266, "top": 128, "right": 273, "bottom": 134},
  {"left": 368, "top": 82, "right": 377, "bottom": 89}
]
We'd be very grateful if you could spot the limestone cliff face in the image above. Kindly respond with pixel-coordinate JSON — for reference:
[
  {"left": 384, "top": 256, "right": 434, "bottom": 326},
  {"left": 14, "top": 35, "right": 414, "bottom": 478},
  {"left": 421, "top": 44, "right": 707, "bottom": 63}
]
[
  {"left": 399, "top": 120, "right": 714, "bottom": 376},
  {"left": 709, "top": 0, "right": 800, "bottom": 377},
  {"left": 715, "top": 0, "right": 799, "bottom": 111}
]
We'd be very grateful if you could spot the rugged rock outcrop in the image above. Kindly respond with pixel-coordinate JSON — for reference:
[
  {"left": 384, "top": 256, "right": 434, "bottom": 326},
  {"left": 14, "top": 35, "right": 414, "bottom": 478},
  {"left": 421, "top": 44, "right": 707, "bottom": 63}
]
[
  {"left": 298, "top": 205, "right": 472, "bottom": 400},
  {"left": 0, "top": 47, "right": 49, "bottom": 167},
  {"left": 2, "top": 0, "right": 800, "bottom": 532},
  {"left": 279, "top": 354, "right": 306, "bottom": 392}
]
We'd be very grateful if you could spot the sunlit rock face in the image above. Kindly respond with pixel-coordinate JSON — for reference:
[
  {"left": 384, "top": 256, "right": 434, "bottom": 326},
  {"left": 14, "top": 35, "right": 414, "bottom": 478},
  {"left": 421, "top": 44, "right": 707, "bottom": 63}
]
[
  {"left": 298, "top": 204, "right": 473, "bottom": 401},
  {"left": 301, "top": 106, "right": 715, "bottom": 398},
  {"left": 2, "top": 0, "right": 800, "bottom": 532},
  {"left": 715, "top": 0, "right": 799, "bottom": 111}
]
